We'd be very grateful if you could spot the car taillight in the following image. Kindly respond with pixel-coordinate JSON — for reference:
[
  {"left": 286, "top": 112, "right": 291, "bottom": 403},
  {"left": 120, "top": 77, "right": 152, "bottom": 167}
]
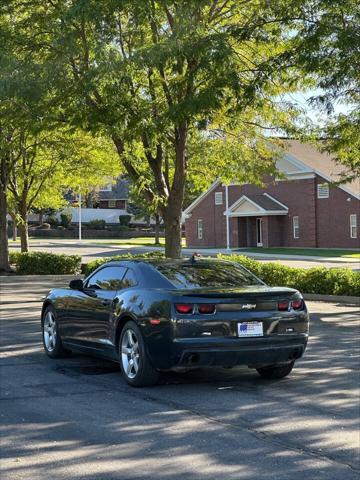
[
  {"left": 278, "top": 300, "right": 289, "bottom": 311},
  {"left": 150, "top": 318, "right": 161, "bottom": 325},
  {"left": 292, "top": 299, "right": 304, "bottom": 310},
  {"left": 175, "top": 304, "right": 193, "bottom": 314},
  {"left": 198, "top": 304, "right": 215, "bottom": 314}
]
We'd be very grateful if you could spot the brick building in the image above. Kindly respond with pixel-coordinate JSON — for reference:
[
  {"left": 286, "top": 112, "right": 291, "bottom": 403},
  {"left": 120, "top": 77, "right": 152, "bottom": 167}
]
[{"left": 184, "top": 140, "right": 360, "bottom": 249}]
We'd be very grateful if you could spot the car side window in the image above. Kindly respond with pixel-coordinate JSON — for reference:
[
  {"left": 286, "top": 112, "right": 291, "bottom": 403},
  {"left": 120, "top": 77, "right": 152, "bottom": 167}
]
[
  {"left": 122, "top": 269, "right": 138, "bottom": 288},
  {"left": 86, "top": 266, "right": 127, "bottom": 291}
]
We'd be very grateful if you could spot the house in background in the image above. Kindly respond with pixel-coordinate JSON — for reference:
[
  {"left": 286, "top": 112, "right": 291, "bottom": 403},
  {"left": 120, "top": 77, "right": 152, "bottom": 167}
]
[
  {"left": 52, "top": 177, "right": 131, "bottom": 224},
  {"left": 184, "top": 140, "right": 360, "bottom": 249},
  {"left": 59, "top": 177, "right": 157, "bottom": 225},
  {"left": 95, "top": 178, "right": 129, "bottom": 209}
]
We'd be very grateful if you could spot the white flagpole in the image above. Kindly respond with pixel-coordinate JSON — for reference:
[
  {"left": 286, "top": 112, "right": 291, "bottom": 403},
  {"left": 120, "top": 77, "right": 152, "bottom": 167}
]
[{"left": 225, "top": 184, "right": 230, "bottom": 251}]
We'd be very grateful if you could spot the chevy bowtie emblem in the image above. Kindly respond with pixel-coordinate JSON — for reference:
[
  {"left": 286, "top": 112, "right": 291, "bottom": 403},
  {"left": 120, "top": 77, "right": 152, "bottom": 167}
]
[{"left": 241, "top": 304, "right": 257, "bottom": 310}]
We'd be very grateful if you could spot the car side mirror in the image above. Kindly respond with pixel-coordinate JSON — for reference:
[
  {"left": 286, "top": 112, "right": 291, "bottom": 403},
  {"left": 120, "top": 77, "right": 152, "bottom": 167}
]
[{"left": 69, "top": 279, "right": 84, "bottom": 290}]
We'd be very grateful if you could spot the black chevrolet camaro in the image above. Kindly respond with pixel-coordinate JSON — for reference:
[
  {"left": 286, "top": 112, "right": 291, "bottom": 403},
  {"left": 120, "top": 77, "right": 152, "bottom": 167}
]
[{"left": 41, "top": 258, "right": 309, "bottom": 386}]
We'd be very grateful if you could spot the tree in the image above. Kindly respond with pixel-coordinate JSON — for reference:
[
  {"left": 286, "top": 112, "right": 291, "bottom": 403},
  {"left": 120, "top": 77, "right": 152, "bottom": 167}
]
[
  {"left": 323, "top": 111, "right": 360, "bottom": 181},
  {"left": 13, "top": 0, "right": 305, "bottom": 257},
  {"left": 0, "top": 10, "right": 31, "bottom": 270},
  {"left": 7, "top": 129, "right": 121, "bottom": 252},
  {"left": 0, "top": 133, "right": 13, "bottom": 271},
  {"left": 0, "top": 2, "right": 59, "bottom": 268},
  {"left": 288, "top": 0, "right": 360, "bottom": 179}
]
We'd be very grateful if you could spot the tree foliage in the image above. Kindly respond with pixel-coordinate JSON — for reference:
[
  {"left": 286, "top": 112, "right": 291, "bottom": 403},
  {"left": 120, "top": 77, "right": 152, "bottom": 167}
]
[
  {"left": 7, "top": 128, "right": 120, "bottom": 251},
  {"left": 288, "top": 0, "right": 360, "bottom": 178},
  {"left": 5, "top": 0, "right": 307, "bottom": 256}
]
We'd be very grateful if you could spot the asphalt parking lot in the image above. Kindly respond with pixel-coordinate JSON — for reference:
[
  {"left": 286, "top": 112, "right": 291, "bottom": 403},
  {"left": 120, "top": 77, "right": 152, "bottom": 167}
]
[{"left": 1, "top": 278, "right": 359, "bottom": 480}]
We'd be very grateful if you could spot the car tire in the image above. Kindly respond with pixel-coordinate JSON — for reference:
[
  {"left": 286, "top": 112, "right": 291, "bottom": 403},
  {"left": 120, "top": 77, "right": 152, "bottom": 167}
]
[
  {"left": 42, "top": 305, "right": 68, "bottom": 358},
  {"left": 256, "top": 361, "right": 295, "bottom": 379},
  {"left": 119, "top": 321, "right": 160, "bottom": 387}
]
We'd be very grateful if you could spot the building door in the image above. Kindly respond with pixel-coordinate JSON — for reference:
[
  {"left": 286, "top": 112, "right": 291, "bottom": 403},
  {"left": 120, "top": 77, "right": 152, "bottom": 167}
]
[
  {"left": 237, "top": 218, "right": 247, "bottom": 247},
  {"left": 256, "top": 218, "right": 263, "bottom": 247}
]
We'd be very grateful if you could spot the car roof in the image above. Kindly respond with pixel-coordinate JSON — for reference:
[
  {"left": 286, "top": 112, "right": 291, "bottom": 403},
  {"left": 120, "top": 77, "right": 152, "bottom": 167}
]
[{"left": 101, "top": 258, "right": 233, "bottom": 267}]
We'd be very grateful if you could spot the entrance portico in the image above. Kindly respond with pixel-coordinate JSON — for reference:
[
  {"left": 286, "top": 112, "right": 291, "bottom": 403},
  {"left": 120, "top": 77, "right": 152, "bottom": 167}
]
[{"left": 225, "top": 194, "right": 288, "bottom": 248}]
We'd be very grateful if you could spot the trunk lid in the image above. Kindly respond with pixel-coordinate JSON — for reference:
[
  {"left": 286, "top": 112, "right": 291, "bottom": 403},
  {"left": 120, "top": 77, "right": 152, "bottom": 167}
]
[{"left": 171, "top": 286, "right": 305, "bottom": 339}]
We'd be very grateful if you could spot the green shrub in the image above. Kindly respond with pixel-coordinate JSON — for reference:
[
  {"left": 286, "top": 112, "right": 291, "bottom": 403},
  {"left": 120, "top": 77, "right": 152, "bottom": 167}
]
[
  {"left": 9, "top": 251, "right": 21, "bottom": 265},
  {"left": 119, "top": 214, "right": 132, "bottom": 226},
  {"left": 46, "top": 215, "right": 59, "bottom": 227},
  {"left": 60, "top": 212, "right": 72, "bottom": 228},
  {"left": 38, "top": 222, "right": 51, "bottom": 230},
  {"left": 218, "top": 254, "right": 360, "bottom": 297},
  {"left": 87, "top": 219, "right": 106, "bottom": 230},
  {"left": 217, "top": 254, "right": 262, "bottom": 277},
  {"left": 82, "top": 251, "right": 164, "bottom": 277},
  {"left": 111, "top": 224, "right": 131, "bottom": 232},
  {"left": 15, "top": 252, "right": 81, "bottom": 275}
]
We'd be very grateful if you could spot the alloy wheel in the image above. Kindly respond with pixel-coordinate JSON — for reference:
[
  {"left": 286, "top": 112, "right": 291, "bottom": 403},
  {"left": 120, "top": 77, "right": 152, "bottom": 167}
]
[
  {"left": 43, "top": 311, "right": 57, "bottom": 352},
  {"left": 121, "top": 329, "right": 140, "bottom": 379}
]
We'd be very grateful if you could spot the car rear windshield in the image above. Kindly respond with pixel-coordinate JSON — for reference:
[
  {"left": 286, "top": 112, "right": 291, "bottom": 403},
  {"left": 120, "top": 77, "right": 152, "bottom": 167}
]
[{"left": 155, "top": 262, "right": 262, "bottom": 289}]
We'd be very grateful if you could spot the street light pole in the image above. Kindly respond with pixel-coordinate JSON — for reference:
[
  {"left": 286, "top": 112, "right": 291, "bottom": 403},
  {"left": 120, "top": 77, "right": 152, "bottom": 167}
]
[
  {"left": 225, "top": 184, "right": 230, "bottom": 251},
  {"left": 78, "top": 192, "right": 82, "bottom": 242}
]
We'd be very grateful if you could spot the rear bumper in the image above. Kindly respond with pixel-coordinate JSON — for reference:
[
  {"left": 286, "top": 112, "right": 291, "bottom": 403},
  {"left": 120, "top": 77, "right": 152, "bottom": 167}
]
[{"left": 172, "top": 334, "right": 308, "bottom": 369}]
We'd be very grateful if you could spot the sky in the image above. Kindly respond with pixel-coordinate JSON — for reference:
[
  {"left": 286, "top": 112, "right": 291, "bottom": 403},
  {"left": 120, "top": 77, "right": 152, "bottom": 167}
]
[{"left": 285, "top": 89, "right": 351, "bottom": 126}]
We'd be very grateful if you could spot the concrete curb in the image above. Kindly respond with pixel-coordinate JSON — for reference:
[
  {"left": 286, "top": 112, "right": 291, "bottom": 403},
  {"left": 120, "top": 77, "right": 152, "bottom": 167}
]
[
  {"left": 303, "top": 293, "right": 359, "bottom": 304},
  {"left": 0, "top": 274, "right": 83, "bottom": 283}
]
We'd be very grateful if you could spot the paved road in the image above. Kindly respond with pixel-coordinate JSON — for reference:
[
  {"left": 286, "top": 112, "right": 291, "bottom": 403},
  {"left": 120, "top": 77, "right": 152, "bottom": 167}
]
[
  {"left": 1, "top": 278, "right": 359, "bottom": 480},
  {"left": 9, "top": 240, "right": 360, "bottom": 270}
]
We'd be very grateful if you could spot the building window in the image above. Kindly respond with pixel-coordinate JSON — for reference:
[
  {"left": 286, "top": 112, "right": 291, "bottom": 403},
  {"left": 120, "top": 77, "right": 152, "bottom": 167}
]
[
  {"left": 317, "top": 183, "right": 329, "bottom": 198},
  {"left": 293, "top": 216, "right": 299, "bottom": 239},
  {"left": 197, "top": 219, "right": 203, "bottom": 240},
  {"left": 215, "top": 192, "right": 223, "bottom": 205},
  {"left": 350, "top": 214, "right": 357, "bottom": 239},
  {"left": 108, "top": 200, "right": 116, "bottom": 208}
]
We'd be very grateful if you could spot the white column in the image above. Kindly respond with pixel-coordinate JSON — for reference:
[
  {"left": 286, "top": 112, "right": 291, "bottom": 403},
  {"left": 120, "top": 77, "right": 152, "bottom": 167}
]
[
  {"left": 78, "top": 192, "right": 82, "bottom": 242},
  {"left": 225, "top": 184, "right": 230, "bottom": 251}
]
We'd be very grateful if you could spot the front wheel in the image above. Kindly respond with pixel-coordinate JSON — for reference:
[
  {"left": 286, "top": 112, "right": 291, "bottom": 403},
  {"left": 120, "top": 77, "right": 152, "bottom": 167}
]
[
  {"left": 119, "top": 321, "right": 160, "bottom": 387},
  {"left": 42, "top": 306, "right": 68, "bottom": 358},
  {"left": 256, "top": 361, "right": 295, "bottom": 379}
]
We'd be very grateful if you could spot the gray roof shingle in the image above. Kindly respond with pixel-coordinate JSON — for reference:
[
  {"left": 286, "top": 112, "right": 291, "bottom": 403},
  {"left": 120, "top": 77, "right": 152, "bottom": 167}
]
[
  {"left": 99, "top": 178, "right": 129, "bottom": 200},
  {"left": 245, "top": 194, "right": 287, "bottom": 211}
]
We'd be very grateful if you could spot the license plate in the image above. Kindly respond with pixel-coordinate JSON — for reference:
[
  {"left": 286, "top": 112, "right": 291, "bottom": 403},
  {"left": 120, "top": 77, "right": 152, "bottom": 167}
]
[{"left": 237, "top": 321, "right": 263, "bottom": 337}]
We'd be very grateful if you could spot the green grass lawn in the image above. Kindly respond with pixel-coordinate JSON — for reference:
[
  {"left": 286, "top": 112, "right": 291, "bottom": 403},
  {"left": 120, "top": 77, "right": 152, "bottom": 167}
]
[{"left": 237, "top": 247, "right": 360, "bottom": 258}]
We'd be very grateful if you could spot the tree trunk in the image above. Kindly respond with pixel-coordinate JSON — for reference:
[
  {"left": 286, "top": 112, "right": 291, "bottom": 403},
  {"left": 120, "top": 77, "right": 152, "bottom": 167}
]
[
  {"left": 164, "top": 206, "right": 182, "bottom": 258},
  {"left": 163, "top": 123, "right": 187, "bottom": 258},
  {"left": 9, "top": 212, "right": 17, "bottom": 241},
  {"left": 0, "top": 183, "right": 10, "bottom": 272},
  {"left": 154, "top": 213, "right": 160, "bottom": 245},
  {"left": 13, "top": 221, "right": 17, "bottom": 241},
  {"left": 39, "top": 211, "right": 44, "bottom": 226},
  {"left": 18, "top": 203, "right": 29, "bottom": 253}
]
